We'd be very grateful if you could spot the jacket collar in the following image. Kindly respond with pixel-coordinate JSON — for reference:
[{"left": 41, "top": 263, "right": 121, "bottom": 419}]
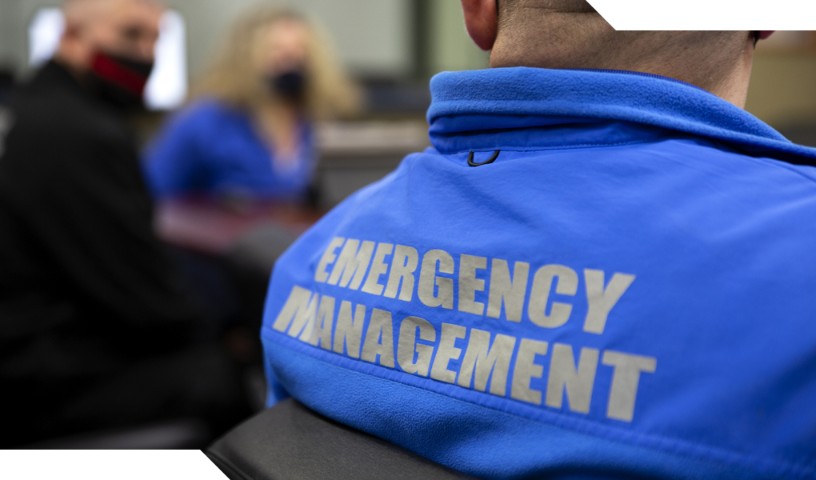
[
  {"left": 427, "top": 67, "right": 816, "bottom": 166},
  {"left": 36, "top": 59, "right": 86, "bottom": 93}
]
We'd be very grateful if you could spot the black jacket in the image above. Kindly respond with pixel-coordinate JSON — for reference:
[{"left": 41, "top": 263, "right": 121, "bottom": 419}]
[{"left": 0, "top": 61, "right": 199, "bottom": 390}]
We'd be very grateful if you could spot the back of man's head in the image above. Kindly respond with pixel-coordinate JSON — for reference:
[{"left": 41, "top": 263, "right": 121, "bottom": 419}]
[{"left": 466, "top": 0, "right": 756, "bottom": 106}]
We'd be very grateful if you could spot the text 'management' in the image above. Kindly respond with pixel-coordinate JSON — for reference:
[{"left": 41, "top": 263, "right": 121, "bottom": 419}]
[{"left": 271, "top": 236, "right": 657, "bottom": 423}]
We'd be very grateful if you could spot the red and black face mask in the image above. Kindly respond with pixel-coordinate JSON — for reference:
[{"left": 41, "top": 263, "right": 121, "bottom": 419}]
[{"left": 88, "top": 50, "right": 154, "bottom": 110}]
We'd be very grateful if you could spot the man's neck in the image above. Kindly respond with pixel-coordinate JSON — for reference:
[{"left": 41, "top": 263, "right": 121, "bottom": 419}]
[{"left": 490, "top": 30, "right": 755, "bottom": 108}]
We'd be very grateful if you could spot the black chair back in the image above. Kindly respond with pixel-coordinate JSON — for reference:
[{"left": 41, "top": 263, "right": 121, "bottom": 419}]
[{"left": 207, "top": 399, "right": 474, "bottom": 480}]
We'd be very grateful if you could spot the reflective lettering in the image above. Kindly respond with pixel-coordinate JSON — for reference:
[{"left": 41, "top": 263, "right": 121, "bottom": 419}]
[
  {"left": 545, "top": 344, "right": 599, "bottom": 414},
  {"left": 271, "top": 286, "right": 313, "bottom": 333},
  {"left": 315, "top": 237, "right": 345, "bottom": 283},
  {"left": 457, "top": 329, "right": 516, "bottom": 396},
  {"left": 602, "top": 350, "right": 657, "bottom": 422},
  {"left": 273, "top": 287, "right": 318, "bottom": 339},
  {"left": 384, "top": 245, "right": 419, "bottom": 301},
  {"left": 528, "top": 265, "right": 578, "bottom": 329},
  {"left": 418, "top": 249, "right": 455, "bottom": 309},
  {"left": 397, "top": 316, "right": 436, "bottom": 376},
  {"left": 362, "top": 243, "right": 394, "bottom": 296},
  {"left": 292, "top": 294, "right": 318, "bottom": 341},
  {"left": 361, "top": 308, "right": 395, "bottom": 368},
  {"left": 332, "top": 300, "right": 366, "bottom": 358},
  {"left": 327, "top": 239, "right": 375, "bottom": 290},
  {"left": 458, "top": 254, "right": 487, "bottom": 315},
  {"left": 430, "top": 323, "right": 466, "bottom": 384},
  {"left": 304, "top": 294, "right": 335, "bottom": 350},
  {"left": 510, "top": 339, "right": 549, "bottom": 404},
  {"left": 583, "top": 269, "right": 636, "bottom": 334},
  {"left": 487, "top": 259, "right": 530, "bottom": 322}
]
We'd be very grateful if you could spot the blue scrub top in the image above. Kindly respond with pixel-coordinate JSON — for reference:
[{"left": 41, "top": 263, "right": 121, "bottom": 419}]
[{"left": 145, "top": 99, "right": 315, "bottom": 200}]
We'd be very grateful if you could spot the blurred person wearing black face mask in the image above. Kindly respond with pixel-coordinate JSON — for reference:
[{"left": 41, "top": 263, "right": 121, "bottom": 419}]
[
  {"left": 145, "top": 6, "right": 359, "bottom": 203},
  {"left": 0, "top": 0, "right": 251, "bottom": 447}
]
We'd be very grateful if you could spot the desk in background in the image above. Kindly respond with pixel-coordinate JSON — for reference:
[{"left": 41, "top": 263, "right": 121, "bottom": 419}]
[
  {"left": 156, "top": 198, "right": 323, "bottom": 256},
  {"left": 315, "top": 120, "right": 429, "bottom": 208},
  {"left": 155, "top": 199, "right": 325, "bottom": 371}
]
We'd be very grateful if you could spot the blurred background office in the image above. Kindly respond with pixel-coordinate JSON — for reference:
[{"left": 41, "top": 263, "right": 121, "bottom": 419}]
[
  {"left": 0, "top": 0, "right": 814, "bottom": 448},
  {"left": 2, "top": 2, "right": 814, "bottom": 191}
]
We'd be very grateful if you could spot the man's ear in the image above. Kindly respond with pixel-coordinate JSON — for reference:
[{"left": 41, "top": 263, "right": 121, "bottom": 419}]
[{"left": 460, "top": 0, "right": 498, "bottom": 51}]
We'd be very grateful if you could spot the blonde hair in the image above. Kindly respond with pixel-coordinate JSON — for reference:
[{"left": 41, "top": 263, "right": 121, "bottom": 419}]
[{"left": 192, "top": 5, "right": 360, "bottom": 119}]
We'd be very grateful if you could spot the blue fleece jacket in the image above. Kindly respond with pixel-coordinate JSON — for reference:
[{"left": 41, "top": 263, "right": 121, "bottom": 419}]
[{"left": 261, "top": 67, "right": 816, "bottom": 479}]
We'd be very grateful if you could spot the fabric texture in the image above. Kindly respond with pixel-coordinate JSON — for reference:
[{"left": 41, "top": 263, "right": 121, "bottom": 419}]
[
  {"left": 144, "top": 99, "right": 315, "bottom": 201},
  {"left": 260, "top": 67, "right": 816, "bottom": 479}
]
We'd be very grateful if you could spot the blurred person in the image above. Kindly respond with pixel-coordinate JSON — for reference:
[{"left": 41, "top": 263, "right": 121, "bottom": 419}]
[
  {"left": 145, "top": 6, "right": 359, "bottom": 203},
  {"left": 248, "top": 1, "right": 816, "bottom": 479},
  {"left": 0, "top": 0, "right": 249, "bottom": 447}
]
